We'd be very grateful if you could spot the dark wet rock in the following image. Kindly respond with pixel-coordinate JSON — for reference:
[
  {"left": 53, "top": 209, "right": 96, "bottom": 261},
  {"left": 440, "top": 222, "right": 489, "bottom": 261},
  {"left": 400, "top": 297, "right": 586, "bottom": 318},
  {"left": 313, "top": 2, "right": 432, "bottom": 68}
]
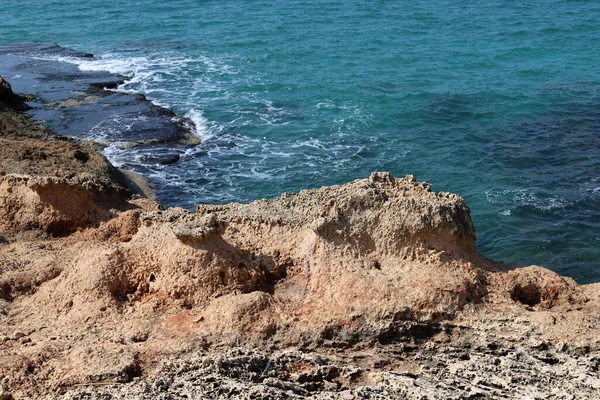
[
  {"left": 0, "top": 76, "right": 13, "bottom": 101},
  {"left": 142, "top": 151, "right": 181, "bottom": 166},
  {"left": 88, "top": 79, "right": 126, "bottom": 90},
  {"left": 0, "top": 42, "right": 93, "bottom": 58},
  {"left": 0, "top": 42, "right": 199, "bottom": 190},
  {"left": 0, "top": 75, "right": 27, "bottom": 110}
]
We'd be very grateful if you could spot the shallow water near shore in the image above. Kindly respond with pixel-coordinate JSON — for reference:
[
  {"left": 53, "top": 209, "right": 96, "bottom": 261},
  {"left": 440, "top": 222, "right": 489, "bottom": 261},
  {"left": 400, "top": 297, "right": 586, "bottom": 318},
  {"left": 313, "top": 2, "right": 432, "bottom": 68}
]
[{"left": 1, "top": 0, "right": 599, "bottom": 282}]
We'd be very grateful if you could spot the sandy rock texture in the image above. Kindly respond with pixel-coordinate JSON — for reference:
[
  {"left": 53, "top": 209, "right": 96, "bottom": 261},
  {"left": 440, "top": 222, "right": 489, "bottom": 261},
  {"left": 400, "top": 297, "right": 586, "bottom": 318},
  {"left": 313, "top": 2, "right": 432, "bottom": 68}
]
[{"left": 1, "top": 75, "right": 600, "bottom": 399}]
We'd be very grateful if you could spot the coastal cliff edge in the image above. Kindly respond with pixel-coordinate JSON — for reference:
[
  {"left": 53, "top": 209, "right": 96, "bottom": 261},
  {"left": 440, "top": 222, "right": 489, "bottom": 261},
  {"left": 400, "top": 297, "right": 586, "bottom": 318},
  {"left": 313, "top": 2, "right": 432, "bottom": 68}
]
[{"left": 1, "top": 76, "right": 599, "bottom": 399}]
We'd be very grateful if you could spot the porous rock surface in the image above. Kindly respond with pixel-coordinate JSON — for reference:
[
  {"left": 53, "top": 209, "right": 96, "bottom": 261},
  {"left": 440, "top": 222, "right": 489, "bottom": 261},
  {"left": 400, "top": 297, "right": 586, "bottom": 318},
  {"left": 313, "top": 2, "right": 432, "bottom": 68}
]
[{"left": 1, "top": 76, "right": 600, "bottom": 399}]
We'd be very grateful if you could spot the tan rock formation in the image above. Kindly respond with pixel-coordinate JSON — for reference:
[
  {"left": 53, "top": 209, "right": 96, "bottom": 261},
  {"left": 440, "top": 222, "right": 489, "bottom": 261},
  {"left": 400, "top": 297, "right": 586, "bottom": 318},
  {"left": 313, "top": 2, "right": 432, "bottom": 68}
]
[
  {"left": 1, "top": 167, "right": 597, "bottom": 397},
  {"left": 1, "top": 75, "right": 599, "bottom": 399}
]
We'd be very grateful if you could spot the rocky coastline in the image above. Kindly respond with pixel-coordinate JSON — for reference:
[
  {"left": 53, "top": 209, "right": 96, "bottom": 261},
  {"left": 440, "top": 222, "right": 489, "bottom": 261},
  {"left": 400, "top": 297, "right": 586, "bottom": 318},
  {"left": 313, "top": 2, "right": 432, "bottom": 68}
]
[{"left": 1, "top": 73, "right": 600, "bottom": 399}]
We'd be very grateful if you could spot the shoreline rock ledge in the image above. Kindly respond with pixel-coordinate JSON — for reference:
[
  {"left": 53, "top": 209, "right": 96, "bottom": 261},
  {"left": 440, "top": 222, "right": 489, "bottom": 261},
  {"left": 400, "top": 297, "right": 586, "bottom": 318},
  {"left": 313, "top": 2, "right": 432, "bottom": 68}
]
[{"left": 1, "top": 75, "right": 600, "bottom": 399}]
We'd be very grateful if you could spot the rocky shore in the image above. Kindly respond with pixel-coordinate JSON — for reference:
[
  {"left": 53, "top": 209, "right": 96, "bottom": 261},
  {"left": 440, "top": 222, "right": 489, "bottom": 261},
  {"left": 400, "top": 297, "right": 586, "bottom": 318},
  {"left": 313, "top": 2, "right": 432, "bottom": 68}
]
[{"left": 1, "top": 74, "right": 600, "bottom": 399}]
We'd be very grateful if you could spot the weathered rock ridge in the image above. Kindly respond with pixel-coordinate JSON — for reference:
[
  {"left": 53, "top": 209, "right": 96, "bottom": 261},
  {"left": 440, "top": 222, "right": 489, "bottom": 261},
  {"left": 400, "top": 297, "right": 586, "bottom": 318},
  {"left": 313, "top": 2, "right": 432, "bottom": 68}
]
[{"left": 1, "top": 76, "right": 600, "bottom": 399}]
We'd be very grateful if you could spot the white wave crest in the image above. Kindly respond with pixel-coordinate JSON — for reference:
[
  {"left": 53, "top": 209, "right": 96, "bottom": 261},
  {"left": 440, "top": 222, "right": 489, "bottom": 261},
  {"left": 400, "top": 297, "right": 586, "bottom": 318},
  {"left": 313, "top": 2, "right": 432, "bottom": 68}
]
[{"left": 184, "top": 109, "right": 212, "bottom": 141}]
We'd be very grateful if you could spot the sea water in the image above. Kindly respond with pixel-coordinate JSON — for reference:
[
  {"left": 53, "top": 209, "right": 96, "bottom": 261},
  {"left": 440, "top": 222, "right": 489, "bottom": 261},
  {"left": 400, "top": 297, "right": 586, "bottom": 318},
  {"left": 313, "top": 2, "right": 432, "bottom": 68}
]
[{"left": 1, "top": 0, "right": 599, "bottom": 282}]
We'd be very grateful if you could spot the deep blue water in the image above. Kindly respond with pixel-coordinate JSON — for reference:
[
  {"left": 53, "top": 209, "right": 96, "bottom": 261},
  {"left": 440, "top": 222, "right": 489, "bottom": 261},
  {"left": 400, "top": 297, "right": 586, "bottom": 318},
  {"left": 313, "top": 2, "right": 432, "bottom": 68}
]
[{"left": 1, "top": 0, "right": 599, "bottom": 282}]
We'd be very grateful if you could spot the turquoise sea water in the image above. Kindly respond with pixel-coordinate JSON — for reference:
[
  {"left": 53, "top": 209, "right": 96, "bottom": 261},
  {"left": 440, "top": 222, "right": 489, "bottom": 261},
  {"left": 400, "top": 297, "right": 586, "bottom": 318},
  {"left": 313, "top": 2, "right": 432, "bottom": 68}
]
[{"left": 1, "top": 1, "right": 600, "bottom": 282}]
